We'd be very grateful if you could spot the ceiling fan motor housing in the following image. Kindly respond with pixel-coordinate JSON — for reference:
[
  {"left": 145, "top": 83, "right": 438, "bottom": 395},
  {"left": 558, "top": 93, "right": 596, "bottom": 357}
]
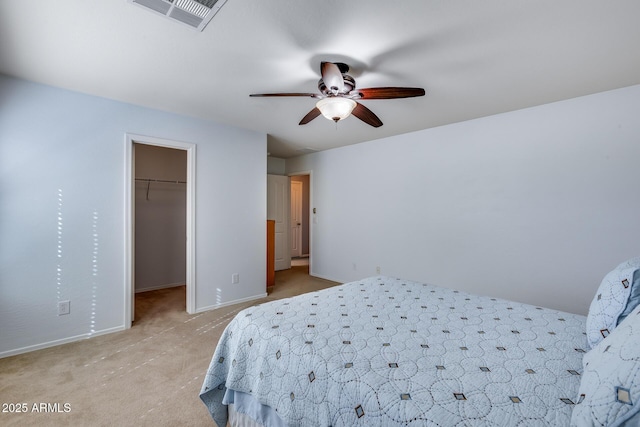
[{"left": 318, "top": 74, "right": 355, "bottom": 96}]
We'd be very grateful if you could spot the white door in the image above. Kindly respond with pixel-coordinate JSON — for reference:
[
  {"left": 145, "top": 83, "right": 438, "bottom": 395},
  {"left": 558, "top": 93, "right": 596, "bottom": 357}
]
[
  {"left": 267, "top": 174, "right": 290, "bottom": 271},
  {"left": 290, "top": 181, "right": 302, "bottom": 258}
]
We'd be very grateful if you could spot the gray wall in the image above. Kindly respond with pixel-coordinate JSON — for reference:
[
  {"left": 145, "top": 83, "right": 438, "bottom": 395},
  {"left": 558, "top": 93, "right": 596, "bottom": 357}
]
[
  {"left": 287, "top": 84, "right": 640, "bottom": 315},
  {"left": 267, "top": 156, "right": 286, "bottom": 175},
  {"left": 0, "top": 74, "right": 267, "bottom": 357}
]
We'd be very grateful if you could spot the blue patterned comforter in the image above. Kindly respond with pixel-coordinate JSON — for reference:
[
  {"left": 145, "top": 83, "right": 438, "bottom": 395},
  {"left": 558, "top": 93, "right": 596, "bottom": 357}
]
[{"left": 200, "top": 276, "right": 587, "bottom": 426}]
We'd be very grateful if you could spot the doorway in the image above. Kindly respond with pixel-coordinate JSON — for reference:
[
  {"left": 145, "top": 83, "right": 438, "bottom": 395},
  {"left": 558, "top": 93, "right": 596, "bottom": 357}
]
[
  {"left": 125, "top": 134, "right": 196, "bottom": 328},
  {"left": 134, "top": 144, "right": 186, "bottom": 319},
  {"left": 290, "top": 173, "right": 311, "bottom": 271}
]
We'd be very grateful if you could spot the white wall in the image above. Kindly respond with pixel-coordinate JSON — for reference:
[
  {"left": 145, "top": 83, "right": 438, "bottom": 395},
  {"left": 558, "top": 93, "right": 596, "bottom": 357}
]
[
  {"left": 287, "top": 84, "right": 640, "bottom": 315},
  {"left": 0, "top": 74, "right": 267, "bottom": 357}
]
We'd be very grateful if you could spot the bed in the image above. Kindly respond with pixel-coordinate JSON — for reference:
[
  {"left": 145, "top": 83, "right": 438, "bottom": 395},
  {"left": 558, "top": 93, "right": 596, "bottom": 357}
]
[{"left": 201, "top": 260, "right": 640, "bottom": 427}]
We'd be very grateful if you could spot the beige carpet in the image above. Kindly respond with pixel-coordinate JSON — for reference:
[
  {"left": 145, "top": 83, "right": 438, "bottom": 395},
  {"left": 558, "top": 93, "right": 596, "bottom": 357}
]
[{"left": 0, "top": 266, "right": 338, "bottom": 427}]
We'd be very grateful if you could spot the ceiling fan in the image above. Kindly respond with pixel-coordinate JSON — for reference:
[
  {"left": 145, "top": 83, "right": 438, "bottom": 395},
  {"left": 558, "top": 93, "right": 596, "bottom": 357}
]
[{"left": 250, "top": 62, "right": 425, "bottom": 127}]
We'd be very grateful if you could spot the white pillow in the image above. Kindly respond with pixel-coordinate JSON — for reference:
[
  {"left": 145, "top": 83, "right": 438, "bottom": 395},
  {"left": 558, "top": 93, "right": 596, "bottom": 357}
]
[
  {"left": 585, "top": 257, "right": 640, "bottom": 349},
  {"left": 571, "top": 303, "right": 640, "bottom": 426}
]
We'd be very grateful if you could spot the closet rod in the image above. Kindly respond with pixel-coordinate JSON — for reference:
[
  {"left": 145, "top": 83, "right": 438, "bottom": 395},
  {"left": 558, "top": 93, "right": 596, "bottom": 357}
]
[{"left": 135, "top": 178, "right": 187, "bottom": 184}]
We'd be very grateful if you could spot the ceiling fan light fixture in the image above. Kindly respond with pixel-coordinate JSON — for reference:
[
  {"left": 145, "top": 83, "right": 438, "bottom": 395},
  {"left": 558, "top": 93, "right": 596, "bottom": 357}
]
[{"left": 316, "top": 97, "right": 357, "bottom": 122}]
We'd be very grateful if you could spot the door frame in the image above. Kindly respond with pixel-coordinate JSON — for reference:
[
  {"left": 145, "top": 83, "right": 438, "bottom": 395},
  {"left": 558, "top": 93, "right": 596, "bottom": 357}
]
[
  {"left": 288, "top": 171, "right": 313, "bottom": 273},
  {"left": 124, "top": 133, "right": 196, "bottom": 328}
]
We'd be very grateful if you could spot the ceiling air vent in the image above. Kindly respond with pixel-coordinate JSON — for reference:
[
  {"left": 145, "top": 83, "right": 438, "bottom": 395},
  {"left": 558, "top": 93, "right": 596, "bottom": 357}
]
[{"left": 129, "top": 0, "right": 228, "bottom": 32}]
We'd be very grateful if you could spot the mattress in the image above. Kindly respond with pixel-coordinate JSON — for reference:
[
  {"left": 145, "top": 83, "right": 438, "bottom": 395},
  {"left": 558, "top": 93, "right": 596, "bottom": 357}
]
[{"left": 200, "top": 276, "right": 587, "bottom": 426}]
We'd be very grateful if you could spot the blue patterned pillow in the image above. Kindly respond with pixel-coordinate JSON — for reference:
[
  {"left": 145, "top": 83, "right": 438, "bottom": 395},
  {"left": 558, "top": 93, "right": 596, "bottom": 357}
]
[
  {"left": 618, "top": 268, "right": 640, "bottom": 325},
  {"left": 585, "top": 258, "right": 640, "bottom": 349},
  {"left": 571, "top": 303, "right": 640, "bottom": 427}
]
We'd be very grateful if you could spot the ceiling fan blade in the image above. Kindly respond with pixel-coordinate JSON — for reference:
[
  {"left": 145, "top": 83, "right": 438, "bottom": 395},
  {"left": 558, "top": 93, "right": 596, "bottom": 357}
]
[
  {"left": 320, "top": 62, "right": 344, "bottom": 94},
  {"left": 299, "top": 107, "right": 322, "bottom": 125},
  {"left": 351, "top": 102, "right": 383, "bottom": 128},
  {"left": 335, "top": 62, "right": 350, "bottom": 73},
  {"left": 250, "top": 92, "right": 319, "bottom": 98},
  {"left": 354, "top": 87, "right": 425, "bottom": 100}
]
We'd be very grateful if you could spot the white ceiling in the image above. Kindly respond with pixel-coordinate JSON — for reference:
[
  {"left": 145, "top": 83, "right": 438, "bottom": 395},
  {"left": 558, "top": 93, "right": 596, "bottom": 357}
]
[{"left": 1, "top": 0, "right": 639, "bottom": 158}]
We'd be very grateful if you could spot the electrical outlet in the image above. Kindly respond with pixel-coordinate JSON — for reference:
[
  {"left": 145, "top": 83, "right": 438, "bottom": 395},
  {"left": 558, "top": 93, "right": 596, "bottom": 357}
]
[
  {"left": 376, "top": 266, "right": 381, "bottom": 274},
  {"left": 232, "top": 273, "right": 239, "bottom": 284},
  {"left": 58, "top": 300, "right": 70, "bottom": 316}
]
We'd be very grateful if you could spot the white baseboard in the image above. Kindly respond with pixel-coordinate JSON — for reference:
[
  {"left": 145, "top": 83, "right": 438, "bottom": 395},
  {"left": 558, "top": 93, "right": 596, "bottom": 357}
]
[
  {"left": 135, "top": 282, "right": 185, "bottom": 293},
  {"left": 0, "top": 325, "right": 126, "bottom": 359},
  {"left": 196, "top": 292, "right": 268, "bottom": 314},
  {"left": 308, "top": 271, "right": 344, "bottom": 284}
]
